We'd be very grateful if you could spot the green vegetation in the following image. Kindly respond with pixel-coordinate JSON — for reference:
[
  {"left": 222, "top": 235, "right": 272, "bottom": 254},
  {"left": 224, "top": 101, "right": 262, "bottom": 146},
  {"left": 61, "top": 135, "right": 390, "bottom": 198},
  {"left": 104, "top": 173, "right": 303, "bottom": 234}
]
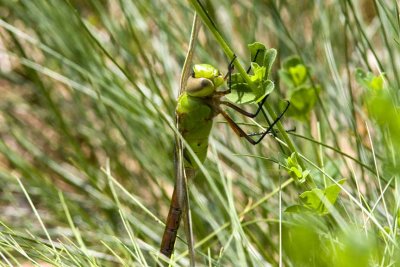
[{"left": 0, "top": 0, "right": 399, "bottom": 266}]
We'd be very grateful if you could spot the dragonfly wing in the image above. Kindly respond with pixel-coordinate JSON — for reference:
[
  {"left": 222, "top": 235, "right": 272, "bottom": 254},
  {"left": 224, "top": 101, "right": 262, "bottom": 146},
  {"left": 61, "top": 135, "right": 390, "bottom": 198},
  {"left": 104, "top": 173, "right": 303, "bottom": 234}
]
[
  {"left": 179, "top": 13, "right": 201, "bottom": 96},
  {"left": 174, "top": 121, "right": 185, "bottom": 210},
  {"left": 175, "top": 115, "right": 196, "bottom": 266},
  {"left": 182, "top": 168, "right": 195, "bottom": 267},
  {"left": 159, "top": 132, "right": 185, "bottom": 258}
]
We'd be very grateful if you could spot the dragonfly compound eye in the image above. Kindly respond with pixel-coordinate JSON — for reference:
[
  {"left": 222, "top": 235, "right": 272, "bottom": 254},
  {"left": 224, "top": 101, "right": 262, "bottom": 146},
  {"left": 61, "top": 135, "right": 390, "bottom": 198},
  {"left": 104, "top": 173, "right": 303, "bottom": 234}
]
[
  {"left": 192, "top": 64, "right": 224, "bottom": 89},
  {"left": 186, "top": 76, "right": 214, "bottom": 97}
]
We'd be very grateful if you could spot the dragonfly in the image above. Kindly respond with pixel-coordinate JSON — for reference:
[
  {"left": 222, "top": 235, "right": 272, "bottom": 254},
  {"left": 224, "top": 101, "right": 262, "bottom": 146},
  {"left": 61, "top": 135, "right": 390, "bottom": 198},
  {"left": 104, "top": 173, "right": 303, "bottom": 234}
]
[{"left": 159, "top": 53, "right": 290, "bottom": 261}]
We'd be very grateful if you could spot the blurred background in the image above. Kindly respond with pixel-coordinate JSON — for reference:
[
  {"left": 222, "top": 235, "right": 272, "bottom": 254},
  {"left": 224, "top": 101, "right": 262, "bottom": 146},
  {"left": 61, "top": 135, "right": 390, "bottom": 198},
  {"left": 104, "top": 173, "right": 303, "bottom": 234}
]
[{"left": 0, "top": 0, "right": 399, "bottom": 266}]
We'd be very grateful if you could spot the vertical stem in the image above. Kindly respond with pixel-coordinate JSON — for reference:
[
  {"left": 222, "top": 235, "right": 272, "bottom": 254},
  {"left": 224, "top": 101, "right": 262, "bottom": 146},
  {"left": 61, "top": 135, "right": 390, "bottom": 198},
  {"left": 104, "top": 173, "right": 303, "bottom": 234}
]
[{"left": 188, "top": 0, "right": 253, "bottom": 87}]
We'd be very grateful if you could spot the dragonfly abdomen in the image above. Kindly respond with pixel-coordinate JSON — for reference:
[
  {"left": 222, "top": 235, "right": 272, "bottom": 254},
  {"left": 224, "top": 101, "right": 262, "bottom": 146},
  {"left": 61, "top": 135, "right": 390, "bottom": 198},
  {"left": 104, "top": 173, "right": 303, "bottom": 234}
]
[{"left": 160, "top": 185, "right": 183, "bottom": 256}]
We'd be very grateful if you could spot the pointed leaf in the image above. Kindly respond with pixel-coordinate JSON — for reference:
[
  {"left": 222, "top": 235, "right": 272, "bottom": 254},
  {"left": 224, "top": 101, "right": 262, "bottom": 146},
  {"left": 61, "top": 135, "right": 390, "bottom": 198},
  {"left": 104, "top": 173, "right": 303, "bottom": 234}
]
[
  {"left": 248, "top": 42, "right": 266, "bottom": 66},
  {"left": 324, "top": 179, "right": 346, "bottom": 205},
  {"left": 355, "top": 68, "right": 385, "bottom": 91},
  {"left": 299, "top": 179, "right": 346, "bottom": 215},
  {"left": 264, "top": 48, "right": 277, "bottom": 78},
  {"left": 286, "top": 86, "right": 320, "bottom": 120},
  {"left": 300, "top": 188, "right": 327, "bottom": 214},
  {"left": 285, "top": 205, "right": 309, "bottom": 213},
  {"left": 289, "top": 64, "right": 307, "bottom": 86},
  {"left": 282, "top": 56, "right": 302, "bottom": 70},
  {"left": 226, "top": 75, "right": 273, "bottom": 104},
  {"left": 289, "top": 166, "right": 302, "bottom": 178}
]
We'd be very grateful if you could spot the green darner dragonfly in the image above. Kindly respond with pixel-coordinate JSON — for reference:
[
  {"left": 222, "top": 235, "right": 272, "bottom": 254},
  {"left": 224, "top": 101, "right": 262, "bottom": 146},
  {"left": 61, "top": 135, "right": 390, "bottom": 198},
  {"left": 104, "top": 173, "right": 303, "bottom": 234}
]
[{"left": 159, "top": 48, "right": 290, "bottom": 261}]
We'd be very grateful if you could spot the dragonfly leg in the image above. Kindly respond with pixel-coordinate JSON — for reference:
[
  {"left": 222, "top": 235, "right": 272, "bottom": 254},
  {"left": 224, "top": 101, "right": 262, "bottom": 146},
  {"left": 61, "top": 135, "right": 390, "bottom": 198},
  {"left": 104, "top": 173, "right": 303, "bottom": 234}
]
[
  {"left": 248, "top": 100, "right": 290, "bottom": 144},
  {"left": 221, "top": 95, "right": 282, "bottom": 136},
  {"left": 220, "top": 48, "right": 289, "bottom": 144},
  {"left": 225, "top": 54, "right": 237, "bottom": 79},
  {"left": 220, "top": 55, "right": 237, "bottom": 95},
  {"left": 248, "top": 126, "right": 296, "bottom": 137},
  {"left": 219, "top": 110, "right": 258, "bottom": 145},
  {"left": 220, "top": 94, "right": 270, "bottom": 118},
  {"left": 220, "top": 49, "right": 262, "bottom": 95},
  {"left": 225, "top": 47, "right": 262, "bottom": 81},
  {"left": 219, "top": 100, "right": 290, "bottom": 145},
  {"left": 221, "top": 46, "right": 284, "bottom": 134},
  {"left": 246, "top": 49, "right": 261, "bottom": 73},
  {"left": 220, "top": 48, "right": 270, "bottom": 112}
]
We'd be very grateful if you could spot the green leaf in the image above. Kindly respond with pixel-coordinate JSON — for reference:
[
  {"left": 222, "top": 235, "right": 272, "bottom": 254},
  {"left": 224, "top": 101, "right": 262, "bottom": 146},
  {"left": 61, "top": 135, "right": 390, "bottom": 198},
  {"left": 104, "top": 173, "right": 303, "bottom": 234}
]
[
  {"left": 226, "top": 73, "right": 274, "bottom": 104},
  {"left": 285, "top": 153, "right": 309, "bottom": 183},
  {"left": 256, "top": 80, "right": 274, "bottom": 102},
  {"left": 226, "top": 42, "right": 276, "bottom": 104},
  {"left": 300, "top": 189, "right": 327, "bottom": 214},
  {"left": 285, "top": 152, "right": 297, "bottom": 165},
  {"left": 289, "top": 166, "right": 302, "bottom": 178},
  {"left": 248, "top": 42, "right": 266, "bottom": 66},
  {"left": 250, "top": 62, "right": 266, "bottom": 83},
  {"left": 302, "top": 170, "right": 310, "bottom": 180},
  {"left": 356, "top": 70, "right": 400, "bottom": 147},
  {"left": 286, "top": 86, "right": 320, "bottom": 120},
  {"left": 365, "top": 92, "right": 400, "bottom": 146},
  {"left": 355, "top": 68, "right": 385, "bottom": 91},
  {"left": 264, "top": 48, "right": 277, "bottom": 78},
  {"left": 324, "top": 179, "right": 346, "bottom": 204},
  {"left": 289, "top": 64, "right": 307, "bottom": 86},
  {"left": 299, "top": 179, "right": 346, "bottom": 215},
  {"left": 278, "top": 70, "right": 295, "bottom": 87},
  {"left": 248, "top": 43, "right": 276, "bottom": 78},
  {"left": 282, "top": 56, "right": 302, "bottom": 70},
  {"left": 370, "top": 75, "right": 384, "bottom": 91},
  {"left": 356, "top": 69, "right": 398, "bottom": 134},
  {"left": 279, "top": 56, "right": 309, "bottom": 87},
  {"left": 285, "top": 205, "right": 309, "bottom": 213}
]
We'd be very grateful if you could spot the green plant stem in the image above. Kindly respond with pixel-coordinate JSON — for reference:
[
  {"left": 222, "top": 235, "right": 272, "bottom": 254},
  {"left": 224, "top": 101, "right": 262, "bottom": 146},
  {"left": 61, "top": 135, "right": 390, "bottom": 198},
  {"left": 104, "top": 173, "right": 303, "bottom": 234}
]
[
  {"left": 189, "top": 0, "right": 316, "bottom": 189},
  {"left": 188, "top": 0, "right": 250, "bottom": 85}
]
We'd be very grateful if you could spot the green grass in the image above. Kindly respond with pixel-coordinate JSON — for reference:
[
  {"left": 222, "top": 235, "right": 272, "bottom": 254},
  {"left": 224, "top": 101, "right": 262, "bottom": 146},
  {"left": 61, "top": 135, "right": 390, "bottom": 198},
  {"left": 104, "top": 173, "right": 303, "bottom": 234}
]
[{"left": 0, "top": 0, "right": 399, "bottom": 266}]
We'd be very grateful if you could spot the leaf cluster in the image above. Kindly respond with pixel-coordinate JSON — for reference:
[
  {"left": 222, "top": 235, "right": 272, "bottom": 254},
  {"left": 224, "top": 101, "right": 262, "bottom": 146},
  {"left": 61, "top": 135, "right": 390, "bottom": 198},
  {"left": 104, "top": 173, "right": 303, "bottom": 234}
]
[{"left": 279, "top": 56, "right": 320, "bottom": 120}]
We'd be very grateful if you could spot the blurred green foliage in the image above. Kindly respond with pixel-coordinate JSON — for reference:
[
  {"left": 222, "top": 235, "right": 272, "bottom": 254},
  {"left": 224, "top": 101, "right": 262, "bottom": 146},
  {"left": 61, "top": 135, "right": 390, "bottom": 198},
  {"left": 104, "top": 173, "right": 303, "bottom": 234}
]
[
  {"left": 279, "top": 56, "right": 320, "bottom": 120},
  {"left": 0, "top": 0, "right": 399, "bottom": 266}
]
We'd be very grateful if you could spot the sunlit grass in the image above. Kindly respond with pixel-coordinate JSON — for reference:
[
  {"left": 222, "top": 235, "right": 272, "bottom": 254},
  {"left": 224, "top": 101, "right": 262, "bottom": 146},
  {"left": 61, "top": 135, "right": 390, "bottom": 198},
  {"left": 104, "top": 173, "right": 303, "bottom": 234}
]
[{"left": 0, "top": 0, "right": 399, "bottom": 266}]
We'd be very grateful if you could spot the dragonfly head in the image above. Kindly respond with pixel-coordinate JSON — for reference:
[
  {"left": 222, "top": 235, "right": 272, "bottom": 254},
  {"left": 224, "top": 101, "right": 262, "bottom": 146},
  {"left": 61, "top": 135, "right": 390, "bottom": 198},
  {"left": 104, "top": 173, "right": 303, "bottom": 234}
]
[{"left": 186, "top": 64, "right": 224, "bottom": 97}]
